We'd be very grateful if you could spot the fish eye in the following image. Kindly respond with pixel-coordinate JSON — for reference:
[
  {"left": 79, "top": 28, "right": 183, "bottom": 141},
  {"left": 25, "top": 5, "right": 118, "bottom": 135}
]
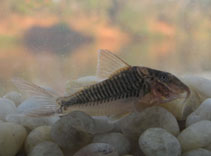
[{"left": 160, "top": 75, "right": 168, "bottom": 81}]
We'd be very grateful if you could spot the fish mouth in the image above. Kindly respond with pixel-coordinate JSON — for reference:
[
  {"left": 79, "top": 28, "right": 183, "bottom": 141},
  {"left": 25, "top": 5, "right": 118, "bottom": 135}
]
[
  {"left": 162, "top": 89, "right": 190, "bottom": 104},
  {"left": 183, "top": 87, "right": 191, "bottom": 103},
  {"left": 173, "top": 84, "right": 191, "bottom": 104},
  {"left": 178, "top": 92, "right": 189, "bottom": 100},
  {"left": 162, "top": 95, "right": 180, "bottom": 104},
  {"left": 169, "top": 83, "right": 191, "bottom": 103}
]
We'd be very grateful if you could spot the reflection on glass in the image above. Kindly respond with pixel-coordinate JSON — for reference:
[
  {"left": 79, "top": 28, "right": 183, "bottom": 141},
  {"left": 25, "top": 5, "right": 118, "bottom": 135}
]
[{"left": 0, "top": 0, "right": 210, "bottom": 95}]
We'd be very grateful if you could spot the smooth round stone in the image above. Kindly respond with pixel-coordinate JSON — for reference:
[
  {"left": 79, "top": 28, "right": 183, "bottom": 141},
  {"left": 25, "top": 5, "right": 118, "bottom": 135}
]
[
  {"left": 25, "top": 126, "right": 52, "bottom": 154},
  {"left": 205, "top": 143, "right": 211, "bottom": 151},
  {"left": 181, "top": 75, "right": 211, "bottom": 99},
  {"left": 0, "top": 122, "right": 27, "bottom": 156},
  {"left": 6, "top": 113, "right": 59, "bottom": 130},
  {"left": 3, "top": 91, "right": 23, "bottom": 106},
  {"left": 186, "top": 98, "right": 211, "bottom": 127},
  {"left": 51, "top": 111, "right": 94, "bottom": 151},
  {"left": 116, "top": 106, "right": 179, "bottom": 139},
  {"left": 0, "top": 98, "right": 16, "bottom": 121},
  {"left": 73, "top": 143, "right": 119, "bottom": 156},
  {"left": 178, "top": 120, "right": 211, "bottom": 152},
  {"left": 182, "top": 148, "right": 211, "bottom": 156},
  {"left": 139, "top": 128, "right": 181, "bottom": 156},
  {"left": 29, "top": 141, "right": 63, "bottom": 156},
  {"left": 130, "top": 144, "right": 145, "bottom": 156},
  {"left": 93, "top": 132, "right": 130, "bottom": 155},
  {"left": 93, "top": 118, "right": 114, "bottom": 134}
]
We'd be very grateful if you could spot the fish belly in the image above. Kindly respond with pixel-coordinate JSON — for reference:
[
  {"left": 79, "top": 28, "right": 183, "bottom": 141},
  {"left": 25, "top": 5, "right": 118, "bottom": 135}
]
[{"left": 64, "top": 97, "right": 138, "bottom": 116}]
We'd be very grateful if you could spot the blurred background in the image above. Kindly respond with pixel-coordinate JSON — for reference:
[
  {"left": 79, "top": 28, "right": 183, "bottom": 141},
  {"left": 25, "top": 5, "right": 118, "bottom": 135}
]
[{"left": 0, "top": 0, "right": 210, "bottom": 95}]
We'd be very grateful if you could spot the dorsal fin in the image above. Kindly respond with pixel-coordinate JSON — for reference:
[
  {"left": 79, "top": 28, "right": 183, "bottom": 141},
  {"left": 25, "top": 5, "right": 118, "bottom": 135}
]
[{"left": 96, "top": 49, "right": 130, "bottom": 79}]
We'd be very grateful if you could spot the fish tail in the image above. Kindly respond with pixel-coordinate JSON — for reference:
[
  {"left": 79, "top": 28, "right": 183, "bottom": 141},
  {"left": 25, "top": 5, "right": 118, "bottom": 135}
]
[{"left": 12, "top": 78, "right": 61, "bottom": 117}]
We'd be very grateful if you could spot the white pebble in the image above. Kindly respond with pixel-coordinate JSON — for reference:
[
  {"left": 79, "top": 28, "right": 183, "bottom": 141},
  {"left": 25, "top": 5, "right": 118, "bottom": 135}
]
[
  {"left": 0, "top": 98, "right": 16, "bottom": 121},
  {"left": 205, "top": 143, "right": 211, "bottom": 151},
  {"left": 29, "top": 141, "right": 63, "bottom": 156},
  {"left": 73, "top": 143, "right": 119, "bottom": 156},
  {"left": 178, "top": 120, "right": 211, "bottom": 152},
  {"left": 0, "top": 122, "right": 27, "bottom": 156},
  {"left": 25, "top": 126, "right": 52, "bottom": 154},
  {"left": 6, "top": 113, "right": 59, "bottom": 130},
  {"left": 181, "top": 75, "right": 211, "bottom": 98},
  {"left": 116, "top": 106, "right": 179, "bottom": 139},
  {"left": 93, "top": 132, "right": 130, "bottom": 155},
  {"left": 51, "top": 111, "right": 94, "bottom": 151},
  {"left": 139, "top": 128, "right": 181, "bottom": 156},
  {"left": 3, "top": 91, "right": 23, "bottom": 106},
  {"left": 93, "top": 118, "right": 114, "bottom": 134},
  {"left": 186, "top": 98, "right": 211, "bottom": 127},
  {"left": 182, "top": 148, "right": 211, "bottom": 156}
]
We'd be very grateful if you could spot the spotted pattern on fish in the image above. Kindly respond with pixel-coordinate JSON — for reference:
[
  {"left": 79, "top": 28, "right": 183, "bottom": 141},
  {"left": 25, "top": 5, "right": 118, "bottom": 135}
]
[{"left": 63, "top": 67, "right": 151, "bottom": 106}]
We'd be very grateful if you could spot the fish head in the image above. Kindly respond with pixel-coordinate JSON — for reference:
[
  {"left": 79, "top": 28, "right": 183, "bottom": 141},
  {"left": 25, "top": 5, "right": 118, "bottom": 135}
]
[{"left": 142, "top": 67, "right": 190, "bottom": 104}]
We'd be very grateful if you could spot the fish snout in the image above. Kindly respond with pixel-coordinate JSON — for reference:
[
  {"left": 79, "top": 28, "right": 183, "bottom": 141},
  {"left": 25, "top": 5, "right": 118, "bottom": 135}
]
[
  {"left": 163, "top": 82, "right": 190, "bottom": 104},
  {"left": 172, "top": 84, "right": 190, "bottom": 104},
  {"left": 182, "top": 85, "right": 191, "bottom": 103},
  {"left": 170, "top": 78, "right": 190, "bottom": 99}
]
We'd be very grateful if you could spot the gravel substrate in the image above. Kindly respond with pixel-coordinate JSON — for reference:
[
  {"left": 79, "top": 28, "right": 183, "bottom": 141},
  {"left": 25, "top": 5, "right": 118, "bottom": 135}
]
[{"left": 1, "top": 75, "right": 211, "bottom": 156}]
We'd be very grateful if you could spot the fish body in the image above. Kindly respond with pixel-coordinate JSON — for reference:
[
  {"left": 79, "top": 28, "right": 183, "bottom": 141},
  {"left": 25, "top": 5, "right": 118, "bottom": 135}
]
[
  {"left": 57, "top": 66, "right": 189, "bottom": 116},
  {"left": 57, "top": 66, "right": 147, "bottom": 116},
  {"left": 12, "top": 50, "right": 190, "bottom": 117}
]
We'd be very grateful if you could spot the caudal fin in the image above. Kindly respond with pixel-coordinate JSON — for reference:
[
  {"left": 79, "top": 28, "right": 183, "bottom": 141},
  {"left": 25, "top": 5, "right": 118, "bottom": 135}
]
[{"left": 12, "top": 78, "right": 61, "bottom": 117}]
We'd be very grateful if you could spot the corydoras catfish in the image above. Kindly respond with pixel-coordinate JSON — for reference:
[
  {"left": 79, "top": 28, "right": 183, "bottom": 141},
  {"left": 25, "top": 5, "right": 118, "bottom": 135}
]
[{"left": 12, "top": 49, "right": 190, "bottom": 118}]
